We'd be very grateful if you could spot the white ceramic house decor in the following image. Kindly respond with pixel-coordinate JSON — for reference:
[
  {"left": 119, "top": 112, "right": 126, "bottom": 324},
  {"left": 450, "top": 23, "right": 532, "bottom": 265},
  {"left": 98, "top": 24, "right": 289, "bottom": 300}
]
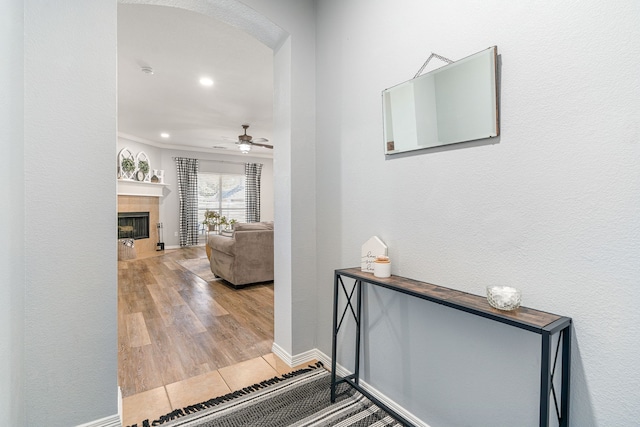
[{"left": 361, "top": 236, "right": 388, "bottom": 273}]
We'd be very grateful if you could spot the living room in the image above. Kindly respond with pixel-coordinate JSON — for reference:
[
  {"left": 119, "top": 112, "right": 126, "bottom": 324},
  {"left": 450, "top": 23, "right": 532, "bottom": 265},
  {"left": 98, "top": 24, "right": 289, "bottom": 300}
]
[
  {"left": 4, "top": 1, "right": 639, "bottom": 427},
  {"left": 115, "top": 136, "right": 275, "bottom": 252}
]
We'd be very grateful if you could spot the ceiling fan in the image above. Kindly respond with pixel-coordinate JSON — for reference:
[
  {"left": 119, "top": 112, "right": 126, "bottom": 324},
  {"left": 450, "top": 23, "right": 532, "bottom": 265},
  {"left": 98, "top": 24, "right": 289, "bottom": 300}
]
[{"left": 225, "top": 124, "right": 272, "bottom": 153}]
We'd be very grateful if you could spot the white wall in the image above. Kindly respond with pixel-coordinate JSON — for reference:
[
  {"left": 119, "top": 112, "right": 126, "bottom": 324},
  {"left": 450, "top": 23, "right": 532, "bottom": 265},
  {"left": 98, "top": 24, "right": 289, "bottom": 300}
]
[
  {"left": 316, "top": 1, "right": 640, "bottom": 426},
  {"left": 0, "top": 0, "right": 25, "bottom": 425},
  {"left": 240, "top": 0, "right": 318, "bottom": 356},
  {"left": 23, "top": 1, "right": 118, "bottom": 426},
  {"left": 8, "top": 0, "right": 310, "bottom": 423}
]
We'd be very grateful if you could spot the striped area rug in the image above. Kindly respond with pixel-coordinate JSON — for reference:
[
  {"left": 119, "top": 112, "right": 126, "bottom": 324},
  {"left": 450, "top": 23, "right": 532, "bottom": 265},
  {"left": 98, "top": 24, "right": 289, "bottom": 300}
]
[{"left": 137, "top": 363, "right": 401, "bottom": 427}]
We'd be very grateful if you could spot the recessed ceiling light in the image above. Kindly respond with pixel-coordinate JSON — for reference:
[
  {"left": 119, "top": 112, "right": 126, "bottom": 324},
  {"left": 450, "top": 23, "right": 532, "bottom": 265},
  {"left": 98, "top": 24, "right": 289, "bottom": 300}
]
[
  {"left": 199, "top": 77, "right": 214, "bottom": 87},
  {"left": 160, "top": 133, "right": 170, "bottom": 138}
]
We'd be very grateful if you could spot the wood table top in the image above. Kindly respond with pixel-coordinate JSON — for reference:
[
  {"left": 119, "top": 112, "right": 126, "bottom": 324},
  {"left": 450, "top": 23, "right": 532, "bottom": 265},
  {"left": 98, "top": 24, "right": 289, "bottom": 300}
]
[{"left": 336, "top": 268, "right": 570, "bottom": 333}]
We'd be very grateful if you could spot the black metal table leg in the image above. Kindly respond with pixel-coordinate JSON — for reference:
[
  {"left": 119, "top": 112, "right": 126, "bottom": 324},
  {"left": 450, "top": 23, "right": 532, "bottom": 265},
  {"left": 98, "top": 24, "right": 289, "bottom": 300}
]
[
  {"left": 540, "top": 331, "right": 551, "bottom": 427},
  {"left": 354, "top": 280, "right": 362, "bottom": 386},
  {"left": 331, "top": 274, "right": 362, "bottom": 402},
  {"left": 331, "top": 273, "right": 339, "bottom": 402},
  {"left": 560, "top": 325, "right": 572, "bottom": 427}
]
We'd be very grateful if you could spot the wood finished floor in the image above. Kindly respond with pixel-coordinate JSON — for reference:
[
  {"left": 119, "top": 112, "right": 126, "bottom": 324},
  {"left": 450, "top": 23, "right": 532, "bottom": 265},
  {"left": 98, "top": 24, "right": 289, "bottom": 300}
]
[{"left": 118, "top": 246, "right": 274, "bottom": 398}]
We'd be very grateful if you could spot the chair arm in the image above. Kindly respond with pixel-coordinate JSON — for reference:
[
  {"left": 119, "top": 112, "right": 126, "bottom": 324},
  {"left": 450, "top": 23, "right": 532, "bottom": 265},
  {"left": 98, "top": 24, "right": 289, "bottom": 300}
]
[{"left": 208, "top": 234, "right": 235, "bottom": 256}]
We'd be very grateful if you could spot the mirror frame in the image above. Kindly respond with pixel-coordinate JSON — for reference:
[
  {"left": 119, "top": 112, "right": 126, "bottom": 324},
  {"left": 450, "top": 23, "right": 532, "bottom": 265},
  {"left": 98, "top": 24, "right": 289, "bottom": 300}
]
[{"left": 383, "top": 46, "right": 499, "bottom": 155}]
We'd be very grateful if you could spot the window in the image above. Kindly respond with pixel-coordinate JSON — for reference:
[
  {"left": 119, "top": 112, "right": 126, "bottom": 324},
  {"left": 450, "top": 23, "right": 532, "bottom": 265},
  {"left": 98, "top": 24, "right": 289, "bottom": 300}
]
[{"left": 198, "top": 173, "right": 245, "bottom": 231}]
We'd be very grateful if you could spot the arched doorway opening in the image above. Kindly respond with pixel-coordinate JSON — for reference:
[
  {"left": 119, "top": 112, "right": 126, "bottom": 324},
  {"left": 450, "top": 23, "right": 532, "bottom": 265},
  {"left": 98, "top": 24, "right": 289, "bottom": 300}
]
[{"left": 117, "top": 0, "right": 296, "bottom": 422}]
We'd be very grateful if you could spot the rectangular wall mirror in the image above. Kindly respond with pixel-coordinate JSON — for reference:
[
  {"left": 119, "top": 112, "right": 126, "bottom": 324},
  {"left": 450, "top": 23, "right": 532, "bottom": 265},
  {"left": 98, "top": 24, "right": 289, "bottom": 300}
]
[{"left": 383, "top": 46, "right": 499, "bottom": 155}]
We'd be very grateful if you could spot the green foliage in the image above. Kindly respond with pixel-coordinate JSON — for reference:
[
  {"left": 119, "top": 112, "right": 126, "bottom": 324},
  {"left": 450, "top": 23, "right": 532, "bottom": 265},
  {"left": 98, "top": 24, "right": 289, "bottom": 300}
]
[
  {"left": 138, "top": 160, "right": 150, "bottom": 174},
  {"left": 121, "top": 158, "right": 135, "bottom": 173},
  {"left": 203, "top": 210, "right": 238, "bottom": 231},
  {"left": 202, "top": 209, "right": 220, "bottom": 225},
  {"left": 202, "top": 210, "right": 228, "bottom": 226}
]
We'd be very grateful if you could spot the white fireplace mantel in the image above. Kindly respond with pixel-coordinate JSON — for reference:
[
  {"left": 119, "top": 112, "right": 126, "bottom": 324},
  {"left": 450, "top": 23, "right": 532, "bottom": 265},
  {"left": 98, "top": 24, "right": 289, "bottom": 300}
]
[{"left": 117, "top": 179, "right": 168, "bottom": 197}]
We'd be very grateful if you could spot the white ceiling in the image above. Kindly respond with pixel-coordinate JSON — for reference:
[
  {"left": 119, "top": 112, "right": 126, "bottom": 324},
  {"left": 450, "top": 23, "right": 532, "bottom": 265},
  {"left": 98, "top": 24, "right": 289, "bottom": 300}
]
[{"left": 117, "top": 4, "right": 274, "bottom": 157}]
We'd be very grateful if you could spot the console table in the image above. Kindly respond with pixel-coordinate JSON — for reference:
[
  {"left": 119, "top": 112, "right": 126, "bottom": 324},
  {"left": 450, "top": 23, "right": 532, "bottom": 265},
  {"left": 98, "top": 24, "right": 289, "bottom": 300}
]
[{"left": 331, "top": 268, "right": 572, "bottom": 427}]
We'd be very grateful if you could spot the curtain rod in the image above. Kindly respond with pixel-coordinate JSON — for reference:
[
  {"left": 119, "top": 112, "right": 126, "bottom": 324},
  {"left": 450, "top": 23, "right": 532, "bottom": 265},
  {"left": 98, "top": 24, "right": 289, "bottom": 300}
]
[{"left": 172, "top": 157, "right": 259, "bottom": 166}]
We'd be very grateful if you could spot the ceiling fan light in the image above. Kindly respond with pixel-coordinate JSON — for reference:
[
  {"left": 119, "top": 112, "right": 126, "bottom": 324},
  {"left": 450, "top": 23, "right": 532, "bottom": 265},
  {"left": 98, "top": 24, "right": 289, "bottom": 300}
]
[{"left": 238, "top": 143, "right": 251, "bottom": 154}]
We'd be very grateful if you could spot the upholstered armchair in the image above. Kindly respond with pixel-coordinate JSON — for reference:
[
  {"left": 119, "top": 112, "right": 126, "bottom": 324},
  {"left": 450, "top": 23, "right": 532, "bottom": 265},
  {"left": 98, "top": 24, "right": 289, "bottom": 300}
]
[{"left": 207, "top": 221, "right": 274, "bottom": 288}]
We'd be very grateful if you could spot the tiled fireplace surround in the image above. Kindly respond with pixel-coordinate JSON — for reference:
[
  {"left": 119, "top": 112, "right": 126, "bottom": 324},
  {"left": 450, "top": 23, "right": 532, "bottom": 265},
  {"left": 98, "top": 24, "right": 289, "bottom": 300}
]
[{"left": 117, "top": 195, "right": 160, "bottom": 255}]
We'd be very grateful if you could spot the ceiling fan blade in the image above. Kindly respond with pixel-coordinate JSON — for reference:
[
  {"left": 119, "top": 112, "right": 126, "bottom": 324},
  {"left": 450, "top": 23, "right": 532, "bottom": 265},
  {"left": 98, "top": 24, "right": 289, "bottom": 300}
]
[
  {"left": 252, "top": 138, "right": 269, "bottom": 143},
  {"left": 251, "top": 142, "right": 273, "bottom": 149},
  {"left": 221, "top": 136, "right": 239, "bottom": 142}
]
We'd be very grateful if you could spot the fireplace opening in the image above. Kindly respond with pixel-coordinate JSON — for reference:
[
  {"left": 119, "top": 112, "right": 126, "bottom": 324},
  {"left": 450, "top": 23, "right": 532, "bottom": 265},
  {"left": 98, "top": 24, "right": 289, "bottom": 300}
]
[{"left": 118, "top": 212, "right": 150, "bottom": 240}]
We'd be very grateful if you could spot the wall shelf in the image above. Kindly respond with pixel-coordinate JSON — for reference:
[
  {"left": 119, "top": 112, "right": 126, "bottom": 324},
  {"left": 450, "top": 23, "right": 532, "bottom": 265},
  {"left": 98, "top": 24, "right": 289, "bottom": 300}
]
[{"left": 117, "top": 179, "right": 169, "bottom": 197}]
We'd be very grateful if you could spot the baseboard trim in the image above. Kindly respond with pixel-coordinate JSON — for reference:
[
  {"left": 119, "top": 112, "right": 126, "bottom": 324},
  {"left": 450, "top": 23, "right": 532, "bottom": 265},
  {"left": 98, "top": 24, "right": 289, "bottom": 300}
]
[
  {"left": 270, "top": 341, "right": 293, "bottom": 366},
  {"left": 292, "top": 348, "right": 319, "bottom": 366},
  {"left": 75, "top": 414, "right": 121, "bottom": 427},
  {"left": 272, "top": 345, "right": 429, "bottom": 427},
  {"left": 359, "top": 378, "right": 430, "bottom": 427},
  {"left": 271, "top": 342, "right": 320, "bottom": 367},
  {"left": 117, "top": 386, "right": 123, "bottom": 424}
]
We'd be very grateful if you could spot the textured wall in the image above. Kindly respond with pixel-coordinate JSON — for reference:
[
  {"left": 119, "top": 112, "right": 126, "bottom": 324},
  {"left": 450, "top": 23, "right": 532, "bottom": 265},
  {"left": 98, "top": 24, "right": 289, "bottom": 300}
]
[
  {"left": 315, "top": 1, "right": 640, "bottom": 426},
  {"left": 0, "top": 0, "right": 25, "bottom": 425},
  {"left": 18, "top": 1, "right": 306, "bottom": 424},
  {"left": 240, "top": 0, "right": 318, "bottom": 356},
  {"left": 23, "top": 1, "right": 118, "bottom": 425}
]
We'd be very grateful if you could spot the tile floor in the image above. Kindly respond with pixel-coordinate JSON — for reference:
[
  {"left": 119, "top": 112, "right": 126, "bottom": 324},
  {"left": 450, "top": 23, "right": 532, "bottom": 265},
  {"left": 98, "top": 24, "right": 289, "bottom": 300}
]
[{"left": 122, "top": 353, "right": 317, "bottom": 427}]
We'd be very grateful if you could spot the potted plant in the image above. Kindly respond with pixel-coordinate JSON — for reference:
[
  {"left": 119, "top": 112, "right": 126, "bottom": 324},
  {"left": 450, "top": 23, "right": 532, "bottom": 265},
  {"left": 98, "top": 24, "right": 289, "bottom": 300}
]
[
  {"left": 202, "top": 209, "right": 220, "bottom": 232},
  {"left": 229, "top": 218, "right": 238, "bottom": 230},
  {"left": 219, "top": 216, "right": 229, "bottom": 230}
]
